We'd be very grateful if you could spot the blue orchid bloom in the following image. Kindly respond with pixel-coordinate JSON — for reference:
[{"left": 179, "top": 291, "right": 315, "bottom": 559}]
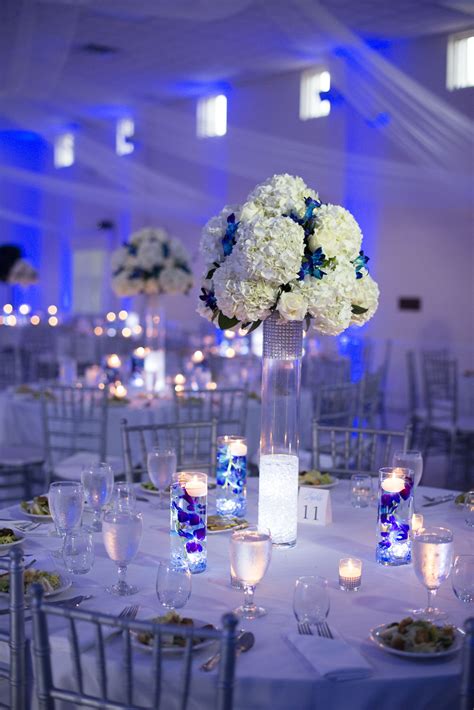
[
  {"left": 353, "top": 250, "right": 370, "bottom": 279},
  {"left": 298, "top": 247, "right": 326, "bottom": 280},
  {"left": 221, "top": 213, "right": 239, "bottom": 257},
  {"left": 199, "top": 288, "right": 217, "bottom": 311},
  {"left": 302, "top": 196, "right": 321, "bottom": 223}
]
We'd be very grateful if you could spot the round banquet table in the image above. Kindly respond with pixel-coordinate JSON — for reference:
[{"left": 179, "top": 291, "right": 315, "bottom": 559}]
[{"left": 0, "top": 479, "right": 469, "bottom": 710}]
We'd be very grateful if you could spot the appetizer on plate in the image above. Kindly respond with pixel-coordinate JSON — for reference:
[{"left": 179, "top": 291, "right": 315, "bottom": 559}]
[
  {"left": 377, "top": 618, "right": 456, "bottom": 654},
  {"left": 0, "top": 528, "right": 22, "bottom": 546},
  {"left": 299, "top": 470, "right": 335, "bottom": 487},
  {"left": 455, "top": 492, "right": 468, "bottom": 506},
  {"left": 20, "top": 495, "right": 51, "bottom": 517},
  {"left": 0, "top": 569, "right": 62, "bottom": 596},
  {"left": 136, "top": 611, "right": 214, "bottom": 648},
  {"left": 207, "top": 515, "right": 249, "bottom": 533}
]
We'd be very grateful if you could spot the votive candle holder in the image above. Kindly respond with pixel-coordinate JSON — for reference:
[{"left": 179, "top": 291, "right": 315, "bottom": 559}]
[
  {"left": 216, "top": 436, "right": 247, "bottom": 518},
  {"left": 170, "top": 471, "right": 207, "bottom": 574},
  {"left": 339, "top": 558, "right": 362, "bottom": 591},
  {"left": 376, "top": 467, "right": 414, "bottom": 566}
]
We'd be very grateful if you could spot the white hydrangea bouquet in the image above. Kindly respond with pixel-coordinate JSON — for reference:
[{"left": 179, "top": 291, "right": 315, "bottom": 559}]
[
  {"left": 111, "top": 227, "right": 193, "bottom": 297},
  {"left": 197, "top": 173, "right": 378, "bottom": 334}
]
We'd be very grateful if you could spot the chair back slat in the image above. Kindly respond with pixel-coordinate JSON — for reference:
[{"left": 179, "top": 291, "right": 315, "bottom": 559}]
[
  {"left": 124, "top": 629, "right": 133, "bottom": 707},
  {"left": 68, "top": 616, "right": 84, "bottom": 695},
  {"left": 151, "top": 633, "right": 163, "bottom": 709},
  {"left": 95, "top": 622, "right": 107, "bottom": 699},
  {"left": 180, "top": 637, "right": 194, "bottom": 710},
  {"left": 0, "top": 549, "right": 27, "bottom": 710},
  {"left": 461, "top": 618, "right": 474, "bottom": 710},
  {"left": 174, "top": 387, "right": 247, "bottom": 437}
]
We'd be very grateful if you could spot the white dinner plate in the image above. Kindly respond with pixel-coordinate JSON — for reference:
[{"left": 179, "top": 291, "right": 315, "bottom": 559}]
[
  {"left": 132, "top": 618, "right": 215, "bottom": 655},
  {"left": 299, "top": 476, "right": 339, "bottom": 490},
  {"left": 369, "top": 623, "right": 463, "bottom": 660}
]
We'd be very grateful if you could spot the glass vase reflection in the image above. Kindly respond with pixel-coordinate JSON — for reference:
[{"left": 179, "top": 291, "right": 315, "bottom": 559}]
[
  {"left": 170, "top": 472, "right": 207, "bottom": 574},
  {"left": 216, "top": 436, "right": 247, "bottom": 518},
  {"left": 376, "top": 467, "right": 414, "bottom": 566}
]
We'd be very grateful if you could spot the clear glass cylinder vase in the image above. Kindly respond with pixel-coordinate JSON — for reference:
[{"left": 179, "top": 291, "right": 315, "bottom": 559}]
[
  {"left": 143, "top": 293, "right": 166, "bottom": 393},
  {"left": 258, "top": 312, "right": 303, "bottom": 547}
]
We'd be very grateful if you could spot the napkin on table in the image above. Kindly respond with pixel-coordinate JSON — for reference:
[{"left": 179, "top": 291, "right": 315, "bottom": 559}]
[{"left": 286, "top": 633, "right": 372, "bottom": 681}]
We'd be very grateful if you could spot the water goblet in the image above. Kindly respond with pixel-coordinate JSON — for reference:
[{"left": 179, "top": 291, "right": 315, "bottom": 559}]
[
  {"left": 392, "top": 451, "right": 423, "bottom": 487},
  {"left": 62, "top": 529, "right": 95, "bottom": 575},
  {"left": 147, "top": 447, "right": 177, "bottom": 509},
  {"left": 452, "top": 555, "right": 474, "bottom": 603},
  {"left": 48, "top": 481, "right": 84, "bottom": 558},
  {"left": 102, "top": 510, "right": 143, "bottom": 596},
  {"left": 293, "top": 575, "right": 330, "bottom": 626},
  {"left": 350, "top": 474, "right": 372, "bottom": 508},
  {"left": 81, "top": 462, "right": 115, "bottom": 531},
  {"left": 412, "top": 526, "right": 454, "bottom": 620},
  {"left": 229, "top": 525, "right": 272, "bottom": 619},
  {"left": 156, "top": 561, "right": 192, "bottom": 611},
  {"left": 464, "top": 491, "right": 474, "bottom": 528},
  {"left": 113, "top": 482, "right": 137, "bottom": 512}
]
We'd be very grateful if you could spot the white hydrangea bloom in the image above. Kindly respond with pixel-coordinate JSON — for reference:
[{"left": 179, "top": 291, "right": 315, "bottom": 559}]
[
  {"left": 234, "top": 216, "right": 305, "bottom": 283},
  {"left": 160, "top": 267, "right": 190, "bottom": 294},
  {"left": 196, "top": 299, "right": 215, "bottom": 322},
  {"left": 213, "top": 261, "right": 278, "bottom": 323},
  {"left": 136, "top": 239, "right": 165, "bottom": 270},
  {"left": 112, "top": 271, "right": 143, "bottom": 297},
  {"left": 350, "top": 274, "right": 379, "bottom": 326},
  {"left": 292, "top": 261, "right": 354, "bottom": 335},
  {"left": 241, "top": 173, "right": 316, "bottom": 221},
  {"left": 200, "top": 204, "right": 242, "bottom": 267},
  {"left": 308, "top": 204, "right": 362, "bottom": 260}
]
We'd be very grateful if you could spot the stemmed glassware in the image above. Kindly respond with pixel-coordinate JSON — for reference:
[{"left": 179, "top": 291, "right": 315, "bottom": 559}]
[
  {"left": 156, "top": 561, "right": 192, "bottom": 611},
  {"left": 392, "top": 451, "right": 423, "bottom": 488},
  {"left": 112, "top": 482, "right": 137, "bottom": 513},
  {"left": 102, "top": 510, "right": 143, "bottom": 596},
  {"left": 81, "top": 462, "right": 115, "bottom": 531},
  {"left": 229, "top": 525, "right": 272, "bottom": 619},
  {"left": 48, "top": 481, "right": 84, "bottom": 558},
  {"left": 452, "top": 555, "right": 474, "bottom": 603},
  {"left": 412, "top": 526, "right": 454, "bottom": 620},
  {"left": 147, "top": 447, "right": 177, "bottom": 509},
  {"left": 293, "top": 575, "right": 330, "bottom": 626}
]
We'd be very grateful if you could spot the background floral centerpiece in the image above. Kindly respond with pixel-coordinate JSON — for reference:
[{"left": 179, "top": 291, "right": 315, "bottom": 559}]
[
  {"left": 111, "top": 227, "right": 193, "bottom": 297},
  {"left": 197, "top": 173, "right": 378, "bottom": 333},
  {"left": 0, "top": 245, "right": 38, "bottom": 286}
]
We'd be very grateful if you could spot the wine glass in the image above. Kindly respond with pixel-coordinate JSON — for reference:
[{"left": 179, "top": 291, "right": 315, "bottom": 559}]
[
  {"left": 102, "top": 510, "right": 143, "bottom": 596},
  {"left": 392, "top": 451, "right": 423, "bottom": 487},
  {"left": 156, "top": 561, "right": 192, "bottom": 611},
  {"left": 452, "top": 555, "right": 474, "bottom": 603},
  {"left": 147, "top": 447, "right": 177, "bottom": 509},
  {"left": 62, "top": 529, "right": 95, "bottom": 575},
  {"left": 48, "top": 482, "right": 84, "bottom": 557},
  {"left": 350, "top": 474, "right": 372, "bottom": 508},
  {"left": 412, "top": 526, "right": 454, "bottom": 620},
  {"left": 112, "top": 482, "right": 137, "bottom": 512},
  {"left": 229, "top": 525, "right": 272, "bottom": 619},
  {"left": 81, "top": 462, "right": 115, "bottom": 531},
  {"left": 293, "top": 576, "right": 330, "bottom": 626}
]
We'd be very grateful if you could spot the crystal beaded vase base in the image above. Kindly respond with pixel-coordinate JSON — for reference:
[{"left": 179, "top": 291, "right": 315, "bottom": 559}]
[{"left": 258, "top": 313, "right": 302, "bottom": 548}]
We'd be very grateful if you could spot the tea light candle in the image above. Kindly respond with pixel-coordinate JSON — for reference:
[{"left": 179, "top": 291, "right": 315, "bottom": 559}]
[
  {"left": 185, "top": 475, "right": 207, "bottom": 498},
  {"left": 106, "top": 354, "right": 121, "bottom": 369},
  {"left": 339, "top": 558, "right": 362, "bottom": 591},
  {"left": 113, "top": 383, "right": 127, "bottom": 399},
  {"left": 381, "top": 468, "right": 405, "bottom": 494},
  {"left": 191, "top": 350, "right": 204, "bottom": 364},
  {"left": 174, "top": 373, "right": 186, "bottom": 385},
  {"left": 411, "top": 513, "right": 424, "bottom": 533},
  {"left": 228, "top": 440, "right": 248, "bottom": 458}
]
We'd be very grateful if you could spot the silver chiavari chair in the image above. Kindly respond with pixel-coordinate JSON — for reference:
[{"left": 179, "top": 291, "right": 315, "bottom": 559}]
[
  {"left": 0, "top": 549, "right": 28, "bottom": 710},
  {"left": 41, "top": 384, "right": 109, "bottom": 484},
  {"left": 121, "top": 418, "right": 218, "bottom": 483},
  {"left": 0, "top": 349, "right": 21, "bottom": 390},
  {"left": 173, "top": 387, "right": 247, "bottom": 437},
  {"left": 357, "top": 369, "right": 384, "bottom": 428},
  {"left": 313, "top": 382, "right": 359, "bottom": 428},
  {"left": 31, "top": 584, "right": 238, "bottom": 710},
  {"left": 406, "top": 350, "right": 427, "bottom": 446},
  {"left": 311, "top": 422, "right": 411, "bottom": 478},
  {"left": 461, "top": 618, "right": 474, "bottom": 710}
]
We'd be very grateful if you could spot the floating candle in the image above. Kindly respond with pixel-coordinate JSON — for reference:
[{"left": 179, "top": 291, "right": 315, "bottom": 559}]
[
  {"left": 185, "top": 474, "right": 207, "bottom": 498},
  {"left": 381, "top": 469, "right": 405, "bottom": 494}
]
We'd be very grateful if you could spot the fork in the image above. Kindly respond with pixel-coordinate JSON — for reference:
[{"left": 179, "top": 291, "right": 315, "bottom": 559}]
[
  {"left": 315, "top": 621, "right": 334, "bottom": 639},
  {"left": 297, "top": 621, "right": 313, "bottom": 635},
  {"left": 106, "top": 604, "right": 139, "bottom": 640}
]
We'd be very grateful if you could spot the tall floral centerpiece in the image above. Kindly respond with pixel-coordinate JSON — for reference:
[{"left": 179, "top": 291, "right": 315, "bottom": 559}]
[
  {"left": 197, "top": 174, "right": 379, "bottom": 546},
  {"left": 111, "top": 227, "right": 193, "bottom": 392},
  {"left": 0, "top": 245, "right": 38, "bottom": 285}
]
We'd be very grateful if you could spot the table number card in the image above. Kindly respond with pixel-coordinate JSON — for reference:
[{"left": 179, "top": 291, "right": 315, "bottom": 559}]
[{"left": 298, "top": 487, "right": 333, "bottom": 526}]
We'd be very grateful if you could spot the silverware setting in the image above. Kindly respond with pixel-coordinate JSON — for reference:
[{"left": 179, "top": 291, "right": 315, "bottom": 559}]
[
  {"left": 200, "top": 630, "right": 255, "bottom": 672},
  {"left": 105, "top": 604, "right": 140, "bottom": 641},
  {"left": 297, "top": 621, "right": 334, "bottom": 639},
  {"left": 422, "top": 494, "right": 456, "bottom": 507},
  {"left": 297, "top": 621, "right": 312, "bottom": 635}
]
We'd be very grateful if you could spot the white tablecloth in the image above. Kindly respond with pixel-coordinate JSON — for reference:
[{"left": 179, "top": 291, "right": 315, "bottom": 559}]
[{"left": 0, "top": 479, "right": 469, "bottom": 709}]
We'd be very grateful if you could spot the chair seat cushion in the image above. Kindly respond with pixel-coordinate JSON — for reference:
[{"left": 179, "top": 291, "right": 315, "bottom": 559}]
[
  {"left": 54, "top": 452, "right": 123, "bottom": 481},
  {"left": 0, "top": 445, "right": 44, "bottom": 466}
]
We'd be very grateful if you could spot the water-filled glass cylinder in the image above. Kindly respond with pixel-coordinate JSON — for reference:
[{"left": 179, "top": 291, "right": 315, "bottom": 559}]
[{"left": 258, "top": 313, "right": 303, "bottom": 547}]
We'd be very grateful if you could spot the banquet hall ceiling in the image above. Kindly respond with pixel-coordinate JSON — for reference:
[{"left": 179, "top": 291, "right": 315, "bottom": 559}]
[{"left": 0, "top": 0, "right": 473, "bottom": 128}]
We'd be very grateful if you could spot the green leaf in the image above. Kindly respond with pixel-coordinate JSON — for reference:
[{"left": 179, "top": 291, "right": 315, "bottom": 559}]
[
  {"left": 218, "top": 312, "right": 240, "bottom": 330},
  {"left": 304, "top": 314, "right": 312, "bottom": 331},
  {"left": 205, "top": 262, "right": 220, "bottom": 280},
  {"left": 243, "top": 319, "right": 262, "bottom": 335},
  {"left": 351, "top": 304, "right": 368, "bottom": 315}
]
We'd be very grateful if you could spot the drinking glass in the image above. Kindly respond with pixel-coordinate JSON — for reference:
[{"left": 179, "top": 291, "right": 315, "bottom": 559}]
[
  {"left": 62, "top": 529, "right": 95, "bottom": 575},
  {"left": 81, "top": 462, "right": 115, "bottom": 531},
  {"left": 452, "top": 555, "right": 474, "bottom": 603},
  {"left": 464, "top": 491, "right": 474, "bottom": 528},
  {"left": 103, "top": 510, "right": 143, "bottom": 596},
  {"left": 293, "top": 576, "right": 330, "bottom": 625},
  {"left": 350, "top": 474, "right": 372, "bottom": 508},
  {"left": 48, "top": 482, "right": 84, "bottom": 556},
  {"left": 412, "top": 526, "right": 454, "bottom": 620},
  {"left": 156, "top": 561, "right": 192, "bottom": 611},
  {"left": 229, "top": 526, "right": 272, "bottom": 619},
  {"left": 392, "top": 451, "right": 423, "bottom": 487},
  {"left": 147, "top": 447, "right": 177, "bottom": 509},
  {"left": 113, "top": 482, "right": 137, "bottom": 512}
]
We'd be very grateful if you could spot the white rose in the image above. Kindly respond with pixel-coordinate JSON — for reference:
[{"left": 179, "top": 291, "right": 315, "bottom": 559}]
[
  {"left": 350, "top": 274, "right": 379, "bottom": 326},
  {"left": 277, "top": 291, "right": 308, "bottom": 321}
]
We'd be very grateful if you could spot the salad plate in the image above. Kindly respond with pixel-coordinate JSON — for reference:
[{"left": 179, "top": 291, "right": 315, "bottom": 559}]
[
  {"left": 299, "top": 470, "right": 339, "bottom": 489},
  {"left": 0, "top": 568, "right": 71, "bottom": 599},
  {"left": 132, "top": 613, "right": 215, "bottom": 655},
  {"left": 370, "top": 620, "right": 463, "bottom": 660},
  {"left": 0, "top": 528, "right": 25, "bottom": 555},
  {"left": 19, "top": 496, "right": 53, "bottom": 522}
]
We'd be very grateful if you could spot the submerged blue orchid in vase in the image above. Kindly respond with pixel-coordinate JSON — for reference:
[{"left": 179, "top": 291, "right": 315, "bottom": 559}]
[
  {"left": 216, "top": 436, "right": 247, "bottom": 518},
  {"left": 376, "top": 467, "right": 414, "bottom": 566},
  {"left": 170, "top": 472, "right": 207, "bottom": 574}
]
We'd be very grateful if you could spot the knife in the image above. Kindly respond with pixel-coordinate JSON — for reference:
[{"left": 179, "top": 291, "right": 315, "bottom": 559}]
[
  {"left": 422, "top": 495, "right": 456, "bottom": 507},
  {"left": 200, "top": 631, "right": 255, "bottom": 672}
]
